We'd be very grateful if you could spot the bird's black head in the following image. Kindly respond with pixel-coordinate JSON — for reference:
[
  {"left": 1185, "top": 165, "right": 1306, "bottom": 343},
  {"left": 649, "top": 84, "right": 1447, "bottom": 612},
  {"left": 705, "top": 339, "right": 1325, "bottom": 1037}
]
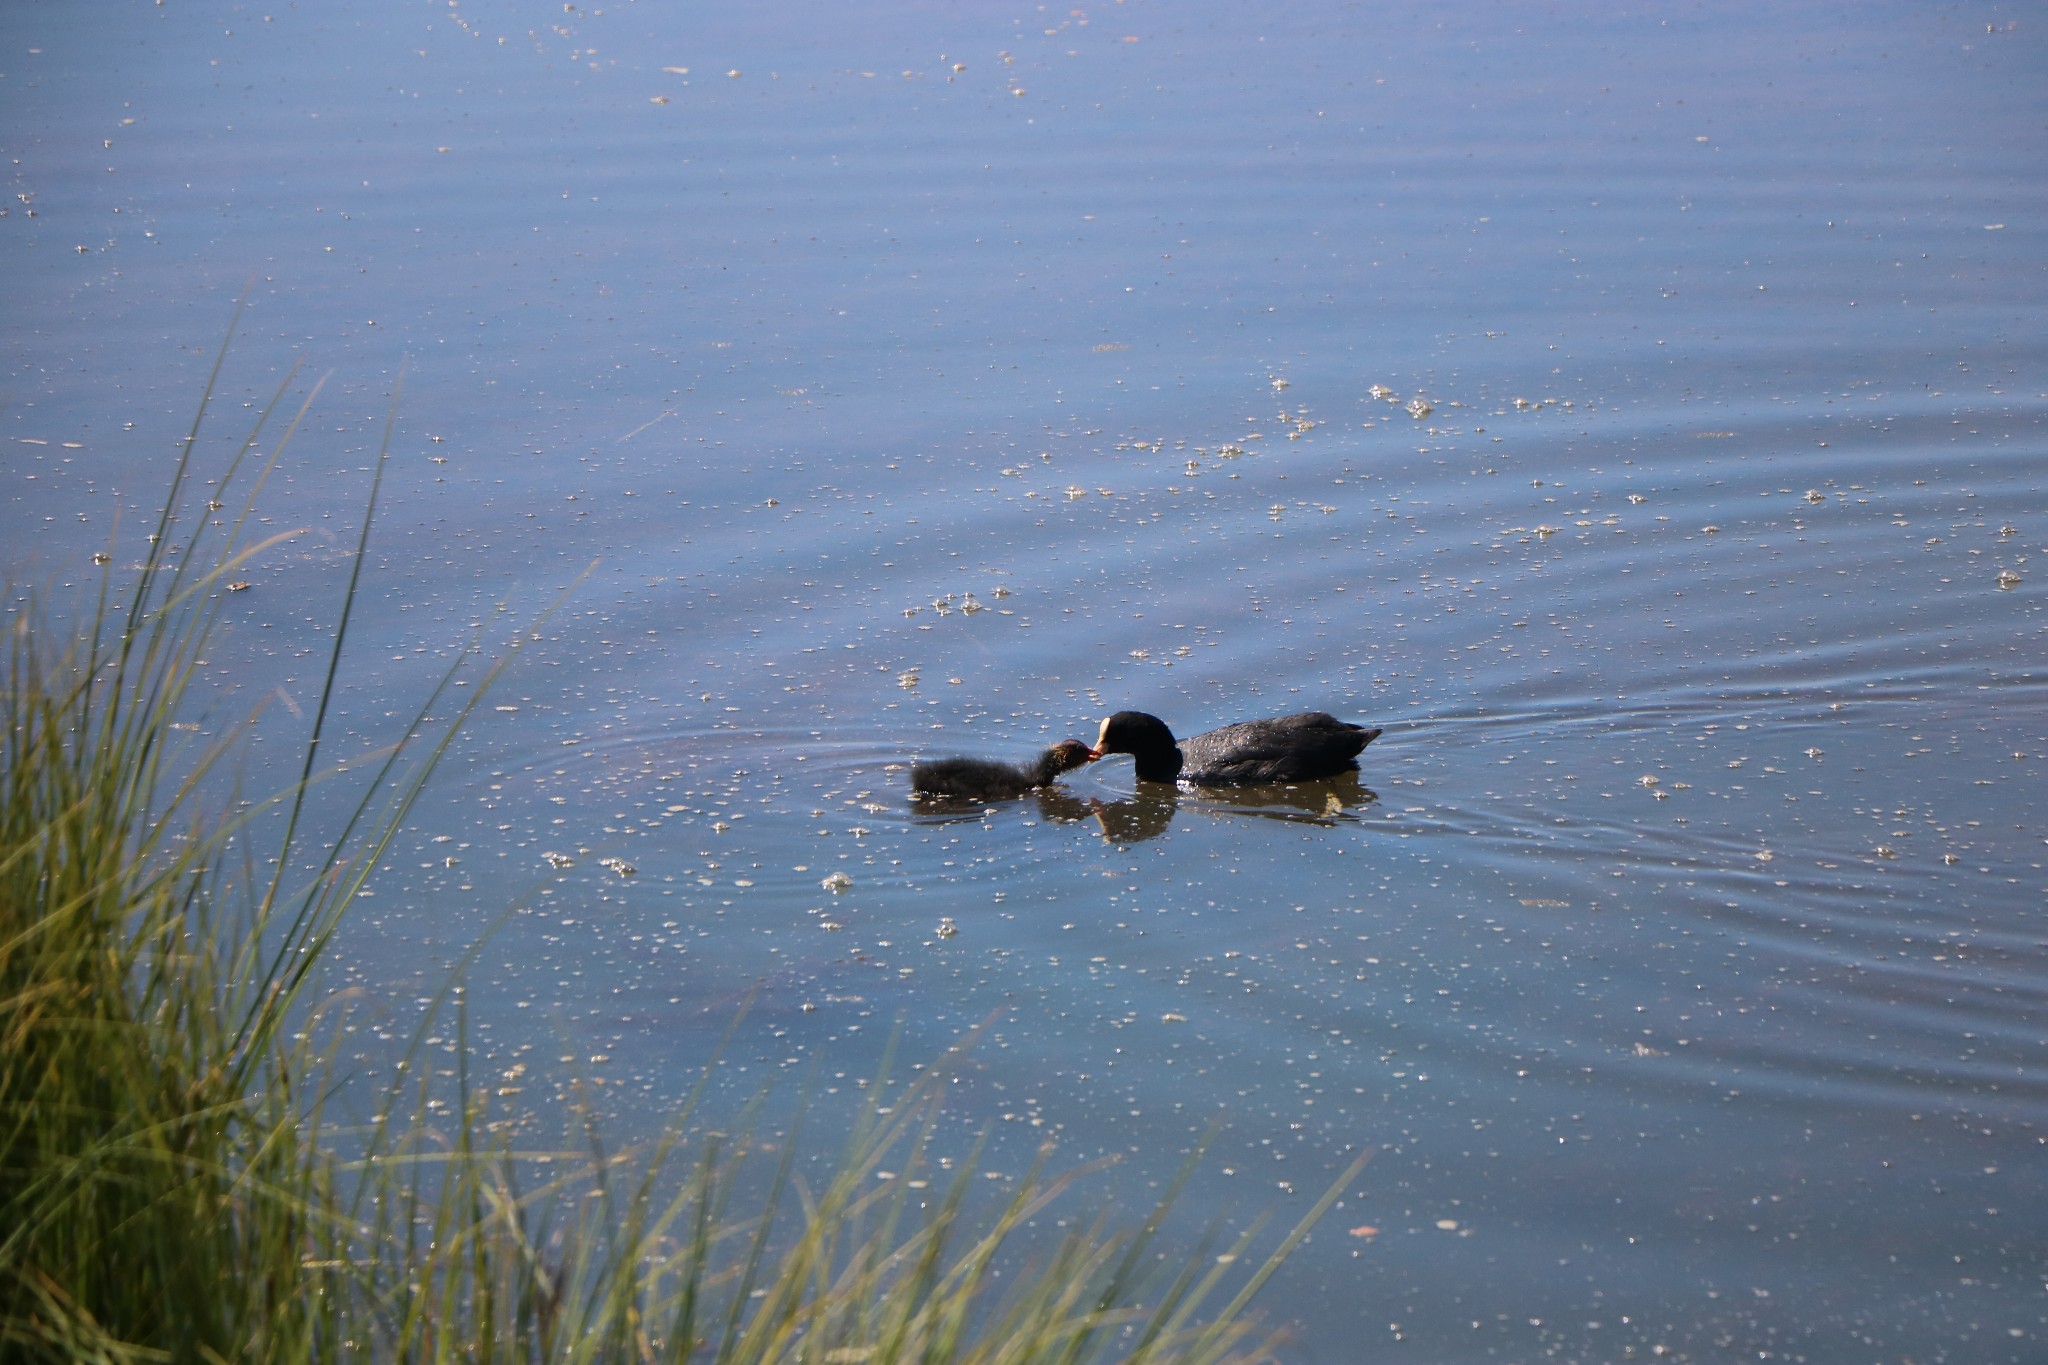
[{"left": 1091, "top": 711, "right": 1182, "bottom": 781}]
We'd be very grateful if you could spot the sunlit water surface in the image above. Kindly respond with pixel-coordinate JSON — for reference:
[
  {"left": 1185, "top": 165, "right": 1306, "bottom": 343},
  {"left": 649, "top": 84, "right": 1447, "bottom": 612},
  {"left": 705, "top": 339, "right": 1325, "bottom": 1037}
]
[{"left": 5, "top": 3, "right": 2045, "bottom": 1360}]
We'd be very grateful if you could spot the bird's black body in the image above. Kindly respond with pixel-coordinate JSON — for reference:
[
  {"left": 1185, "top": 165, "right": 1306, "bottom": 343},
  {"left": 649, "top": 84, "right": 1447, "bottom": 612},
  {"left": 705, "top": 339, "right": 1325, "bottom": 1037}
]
[
  {"left": 911, "top": 739, "right": 1094, "bottom": 800},
  {"left": 1092, "top": 711, "right": 1379, "bottom": 785}
]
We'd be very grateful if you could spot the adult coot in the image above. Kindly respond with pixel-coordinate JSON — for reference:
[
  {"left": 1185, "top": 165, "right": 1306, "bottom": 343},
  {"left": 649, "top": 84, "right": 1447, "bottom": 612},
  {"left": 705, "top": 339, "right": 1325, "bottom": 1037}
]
[
  {"left": 911, "top": 739, "right": 1095, "bottom": 800},
  {"left": 1090, "top": 711, "right": 1379, "bottom": 785}
]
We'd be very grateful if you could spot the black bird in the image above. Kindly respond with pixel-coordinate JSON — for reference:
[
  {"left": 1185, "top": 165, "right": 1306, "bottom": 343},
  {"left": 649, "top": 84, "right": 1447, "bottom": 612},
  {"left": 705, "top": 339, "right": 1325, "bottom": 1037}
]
[
  {"left": 911, "top": 739, "right": 1095, "bottom": 801},
  {"left": 1090, "top": 711, "right": 1379, "bottom": 785}
]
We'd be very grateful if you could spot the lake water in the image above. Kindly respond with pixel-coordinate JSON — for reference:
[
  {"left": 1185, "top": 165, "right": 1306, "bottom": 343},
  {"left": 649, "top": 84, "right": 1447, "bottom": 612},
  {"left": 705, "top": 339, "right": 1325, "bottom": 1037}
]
[{"left": 6, "top": 2, "right": 2045, "bottom": 1359}]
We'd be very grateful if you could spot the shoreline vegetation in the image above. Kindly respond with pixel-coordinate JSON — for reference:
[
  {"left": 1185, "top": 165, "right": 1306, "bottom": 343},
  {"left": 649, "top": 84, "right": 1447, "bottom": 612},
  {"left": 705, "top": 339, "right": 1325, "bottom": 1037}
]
[{"left": 1, "top": 316, "right": 1361, "bottom": 1363}]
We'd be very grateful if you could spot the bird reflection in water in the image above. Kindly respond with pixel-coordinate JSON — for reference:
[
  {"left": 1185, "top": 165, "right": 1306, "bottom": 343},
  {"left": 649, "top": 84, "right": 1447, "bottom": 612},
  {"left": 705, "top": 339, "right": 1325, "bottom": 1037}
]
[{"left": 1035, "top": 772, "right": 1378, "bottom": 843}]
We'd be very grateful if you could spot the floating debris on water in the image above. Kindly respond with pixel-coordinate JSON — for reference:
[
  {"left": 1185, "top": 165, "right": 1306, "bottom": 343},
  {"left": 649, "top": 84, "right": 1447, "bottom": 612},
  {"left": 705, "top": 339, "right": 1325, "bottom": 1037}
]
[{"left": 821, "top": 871, "right": 853, "bottom": 892}]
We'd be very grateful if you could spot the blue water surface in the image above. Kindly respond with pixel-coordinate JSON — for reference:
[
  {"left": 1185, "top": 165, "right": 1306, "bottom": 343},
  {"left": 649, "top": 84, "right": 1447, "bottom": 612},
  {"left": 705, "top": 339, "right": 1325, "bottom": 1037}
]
[{"left": 5, "top": 3, "right": 2045, "bottom": 1360}]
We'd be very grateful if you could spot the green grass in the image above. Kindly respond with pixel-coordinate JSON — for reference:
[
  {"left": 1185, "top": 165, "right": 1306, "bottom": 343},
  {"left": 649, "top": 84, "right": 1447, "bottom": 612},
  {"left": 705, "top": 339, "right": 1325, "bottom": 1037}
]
[{"left": 1, "top": 311, "right": 1363, "bottom": 1363}]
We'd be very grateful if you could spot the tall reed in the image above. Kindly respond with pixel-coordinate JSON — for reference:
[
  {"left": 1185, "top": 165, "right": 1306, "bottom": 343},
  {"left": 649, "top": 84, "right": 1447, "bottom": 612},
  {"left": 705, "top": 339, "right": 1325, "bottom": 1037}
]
[
  {"left": 0, "top": 300, "right": 479, "bottom": 1360},
  {"left": 0, "top": 312, "right": 1361, "bottom": 1363}
]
